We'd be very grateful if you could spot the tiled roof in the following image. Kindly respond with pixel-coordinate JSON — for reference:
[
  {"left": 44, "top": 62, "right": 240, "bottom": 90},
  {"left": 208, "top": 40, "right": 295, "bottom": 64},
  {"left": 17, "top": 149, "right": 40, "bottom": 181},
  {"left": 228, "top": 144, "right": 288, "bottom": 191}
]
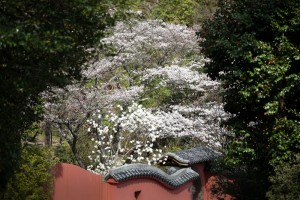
[
  {"left": 104, "top": 164, "right": 199, "bottom": 189},
  {"left": 161, "top": 146, "right": 222, "bottom": 166}
]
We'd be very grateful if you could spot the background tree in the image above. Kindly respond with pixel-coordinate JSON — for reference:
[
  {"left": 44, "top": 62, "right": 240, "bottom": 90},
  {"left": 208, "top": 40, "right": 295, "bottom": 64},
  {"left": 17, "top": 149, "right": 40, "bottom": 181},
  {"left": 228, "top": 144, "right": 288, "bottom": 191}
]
[
  {"left": 123, "top": 0, "right": 218, "bottom": 26},
  {"left": 86, "top": 100, "right": 228, "bottom": 174},
  {"left": 83, "top": 17, "right": 228, "bottom": 172},
  {"left": 267, "top": 154, "right": 300, "bottom": 200},
  {"left": 198, "top": 0, "right": 300, "bottom": 198},
  {"left": 87, "top": 103, "right": 166, "bottom": 174},
  {"left": 44, "top": 17, "right": 228, "bottom": 170},
  {"left": 3, "top": 146, "right": 57, "bottom": 200},
  {"left": 43, "top": 84, "right": 102, "bottom": 168},
  {"left": 0, "top": 0, "right": 114, "bottom": 195}
]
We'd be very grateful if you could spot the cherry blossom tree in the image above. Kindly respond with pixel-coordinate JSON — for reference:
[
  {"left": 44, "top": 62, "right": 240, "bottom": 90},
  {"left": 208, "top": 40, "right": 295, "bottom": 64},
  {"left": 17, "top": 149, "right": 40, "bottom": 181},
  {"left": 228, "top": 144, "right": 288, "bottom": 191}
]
[
  {"left": 44, "top": 18, "right": 229, "bottom": 171},
  {"left": 84, "top": 19, "right": 199, "bottom": 81},
  {"left": 87, "top": 103, "right": 167, "bottom": 174},
  {"left": 87, "top": 101, "right": 228, "bottom": 174},
  {"left": 43, "top": 84, "right": 102, "bottom": 168}
]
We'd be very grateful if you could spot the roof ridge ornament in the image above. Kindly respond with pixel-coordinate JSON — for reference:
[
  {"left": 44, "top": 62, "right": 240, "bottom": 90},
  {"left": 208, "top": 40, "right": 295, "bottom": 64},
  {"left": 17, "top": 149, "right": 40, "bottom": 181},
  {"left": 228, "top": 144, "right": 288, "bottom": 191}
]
[
  {"left": 160, "top": 146, "right": 222, "bottom": 166},
  {"left": 104, "top": 163, "right": 199, "bottom": 189}
]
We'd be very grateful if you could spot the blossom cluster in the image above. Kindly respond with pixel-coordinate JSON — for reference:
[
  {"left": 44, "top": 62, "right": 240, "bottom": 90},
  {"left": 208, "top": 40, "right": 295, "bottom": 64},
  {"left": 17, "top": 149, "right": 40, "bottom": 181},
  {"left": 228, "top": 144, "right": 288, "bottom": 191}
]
[
  {"left": 86, "top": 103, "right": 167, "bottom": 175},
  {"left": 87, "top": 101, "right": 229, "bottom": 174},
  {"left": 141, "top": 60, "right": 219, "bottom": 92},
  {"left": 84, "top": 19, "right": 200, "bottom": 79}
]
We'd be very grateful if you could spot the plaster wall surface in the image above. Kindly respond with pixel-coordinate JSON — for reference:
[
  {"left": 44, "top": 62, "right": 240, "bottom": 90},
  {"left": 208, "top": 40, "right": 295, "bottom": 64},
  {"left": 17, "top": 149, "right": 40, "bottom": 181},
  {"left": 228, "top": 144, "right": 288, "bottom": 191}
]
[
  {"left": 111, "top": 178, "right": 193, "bottom": 200},
  {"left": 52, "top": 163, "right": 104, "bottom": 200}
]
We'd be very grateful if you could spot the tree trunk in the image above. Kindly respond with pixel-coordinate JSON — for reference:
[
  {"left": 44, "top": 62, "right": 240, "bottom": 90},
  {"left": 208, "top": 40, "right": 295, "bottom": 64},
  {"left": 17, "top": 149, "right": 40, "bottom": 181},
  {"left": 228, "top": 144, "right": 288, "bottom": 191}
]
[
  {"left": 68, "top": 134, "right": 86, "bottom": 169},
  {"left": 44, "top": 121, "right": 52, "bottom": 146}
]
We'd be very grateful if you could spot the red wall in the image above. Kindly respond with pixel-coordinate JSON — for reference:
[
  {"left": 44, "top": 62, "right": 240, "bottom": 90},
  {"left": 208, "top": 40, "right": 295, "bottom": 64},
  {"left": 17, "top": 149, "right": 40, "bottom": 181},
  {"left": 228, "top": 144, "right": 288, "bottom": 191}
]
[
  {"left": 108, "top": 178, "right": 193, "bottom": 200},
  {"left": 52, "top": 163, "right": 104, "bottom": 200},
  {"left": 52, "top": 163, "right": 233, "bottom": 200},
  {"left": 52, "top": 163, "right": 193, "bottom": 200}
]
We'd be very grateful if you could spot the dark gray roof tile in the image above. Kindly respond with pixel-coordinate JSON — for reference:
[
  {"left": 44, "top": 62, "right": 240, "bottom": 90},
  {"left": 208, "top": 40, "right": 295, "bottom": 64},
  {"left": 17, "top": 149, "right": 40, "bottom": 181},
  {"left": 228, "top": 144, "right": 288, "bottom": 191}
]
[
  {"left": 104, "top": 164, "right": 199, "bottom": 189},
  {"left": 162, "top": 146, "right": 222, "bottom": 166}
]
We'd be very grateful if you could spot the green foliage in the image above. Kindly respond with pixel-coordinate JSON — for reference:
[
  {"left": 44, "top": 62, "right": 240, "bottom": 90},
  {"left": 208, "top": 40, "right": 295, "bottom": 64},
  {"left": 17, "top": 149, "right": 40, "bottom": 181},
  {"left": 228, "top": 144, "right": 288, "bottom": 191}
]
[
  {"left": 3, "top": 146, "right": 57, "bottom": 200},
  {"left": 198, "top": 0, "right": 300, "bottom": 198},
  {"left": 158, "top": 135, "right": 203, "bottom": 153},
  {"left": 210, "top": 159, "right": 268, "bottom": 200},
  {"left": 140, "top": 73, "right": 204, "bottom": 108},
  {"left": 194, "top": 0, "right": 218, "bottom": 23},
  {"left": 125, "top": 0, "right": 218, "bottom": 26},
  {"left": 54, "top": 142, "right": 77, "bottom": 164},
  {"left": 152, "top": 0, "right": 198, "bottom": 26},
  {"left": 0, "top": 0, "right": 114, "bottom": 194},
  {"left": 140, "top": 77, "right": 172, "bottom": 108},
  {"left": 267, "top": 154, "right": 300, "bottom": 200}
]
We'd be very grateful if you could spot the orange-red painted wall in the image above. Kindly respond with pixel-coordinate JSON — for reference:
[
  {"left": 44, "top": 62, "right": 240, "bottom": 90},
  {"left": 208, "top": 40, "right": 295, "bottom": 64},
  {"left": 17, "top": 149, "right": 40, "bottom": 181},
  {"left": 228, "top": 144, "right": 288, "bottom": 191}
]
[
  {"left": 110, "top": 178, "right": 193, "bottom": 200},
  {"left": 52, "top": 163, "right": 104, "bottom": 200},
  {"left": 52, "top": 163, "right": 233, "bottom": 200},
  {"left": 52, "top": 163, "right": 193, "bottom": 200}
]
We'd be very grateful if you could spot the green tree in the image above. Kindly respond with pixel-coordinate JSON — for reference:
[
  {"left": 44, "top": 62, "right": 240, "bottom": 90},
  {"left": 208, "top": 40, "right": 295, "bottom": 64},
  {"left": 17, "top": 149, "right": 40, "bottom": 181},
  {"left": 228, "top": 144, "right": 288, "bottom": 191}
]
[
  {"left": 0, "top": 0, "right": 114, "bottom": 195},
  {"left": 124, "top": 0, "right": 218, "bottom": 26},
  {"left": 150, "top": 0, "right": 218, "bottom": 26},
  {"left": 267, "top": 154, "right": 300, "bottom": 200},
  {"left": 152, "top": 0, "right": 198, "bottom": 26},
  {"left": 198, "top": 0, "right": 300, "bottom": 198},
  {"left": 3, "top": 146, "right": 57, "bottom": 200}
]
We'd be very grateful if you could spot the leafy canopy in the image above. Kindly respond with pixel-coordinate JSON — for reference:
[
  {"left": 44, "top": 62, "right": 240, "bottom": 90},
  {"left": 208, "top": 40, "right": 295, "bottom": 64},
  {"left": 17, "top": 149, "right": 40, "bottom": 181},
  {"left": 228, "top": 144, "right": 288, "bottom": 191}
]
[
  {"left": 0, "top": 0, "right": 114, "bottom": 194},
  {"left": 198, "top": 0, "right": 300, "bottom": 198},
  {"left": 267, "top": 154, "right": 300, "bottom": 200},
  {"left": 3, "top": 146, "right": 57, "bottom": 200}
]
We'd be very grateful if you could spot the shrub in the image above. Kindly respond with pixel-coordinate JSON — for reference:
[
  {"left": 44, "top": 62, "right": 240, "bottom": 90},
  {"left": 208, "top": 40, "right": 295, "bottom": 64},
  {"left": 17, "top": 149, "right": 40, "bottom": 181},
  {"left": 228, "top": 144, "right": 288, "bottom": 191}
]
[
  {"left": 267, "top": 154, "right": 300, "bottom": 200},
  {"left": 3, "top": 146, "right": 57, "bottom": 200}
]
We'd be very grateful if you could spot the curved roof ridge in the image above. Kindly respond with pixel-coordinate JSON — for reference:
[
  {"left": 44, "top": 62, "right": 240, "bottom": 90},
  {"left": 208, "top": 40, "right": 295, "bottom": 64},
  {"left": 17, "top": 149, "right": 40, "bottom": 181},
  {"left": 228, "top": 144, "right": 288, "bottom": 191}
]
[
  {"left": 165, "top": 152, "right": 190, "bottom": 166},
  {"left": 161, "top": 146, "right": 222, "bottom": 166},
  {"left": 104, "top": 164, "right": 199, "bottom": 189}
]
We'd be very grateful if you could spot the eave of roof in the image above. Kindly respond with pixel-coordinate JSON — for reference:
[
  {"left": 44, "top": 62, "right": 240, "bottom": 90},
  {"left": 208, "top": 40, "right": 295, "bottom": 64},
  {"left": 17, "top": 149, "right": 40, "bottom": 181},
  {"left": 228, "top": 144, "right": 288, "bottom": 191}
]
[{"left": 160, "top": 146, "right": 222, "bottom": 167}]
